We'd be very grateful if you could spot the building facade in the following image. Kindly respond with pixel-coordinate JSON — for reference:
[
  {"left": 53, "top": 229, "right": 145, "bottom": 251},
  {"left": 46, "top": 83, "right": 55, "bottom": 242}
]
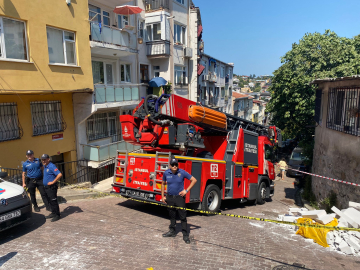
[
  {"left": 311, "top": 77, "right": 360, "bottom": 208},
  {"left": 232, "top": 92, "right": 253, "bottom": 121},
  {"left": 0, "top": 0, "right": 93, "bottom": 169}
]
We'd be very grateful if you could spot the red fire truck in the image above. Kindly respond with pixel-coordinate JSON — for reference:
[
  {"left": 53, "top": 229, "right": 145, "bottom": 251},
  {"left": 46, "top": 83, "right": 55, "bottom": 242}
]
[{"left": 112, "top": 94, "right": 281, "bottom": 212}]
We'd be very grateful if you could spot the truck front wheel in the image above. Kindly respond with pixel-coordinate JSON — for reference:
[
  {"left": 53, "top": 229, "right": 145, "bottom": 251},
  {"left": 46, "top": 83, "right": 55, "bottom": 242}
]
[
  {"left": 201, "top": 184, "right": 221, "bottom": 213},
  {"left": 257, "top": 182, "right": 267, "bottom": 205}
]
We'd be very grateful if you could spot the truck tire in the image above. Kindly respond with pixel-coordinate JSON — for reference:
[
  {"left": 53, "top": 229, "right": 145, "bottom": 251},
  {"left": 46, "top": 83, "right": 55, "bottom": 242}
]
[
  {"left": 201, "top": 184, "right": 221, "bottom": 213},
  {"left": 257, "top": 182, "right": 267, "bottom": 205}
]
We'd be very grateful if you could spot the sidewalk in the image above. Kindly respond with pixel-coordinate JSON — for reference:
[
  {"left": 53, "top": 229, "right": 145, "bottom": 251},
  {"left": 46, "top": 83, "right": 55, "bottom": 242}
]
[{"left": 35, "top": 177, "right": 113, "bottom": 205}]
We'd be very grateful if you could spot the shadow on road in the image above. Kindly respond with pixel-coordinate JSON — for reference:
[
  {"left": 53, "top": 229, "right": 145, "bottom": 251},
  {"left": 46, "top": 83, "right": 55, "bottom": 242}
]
[
  {"left": 284, "top": 187, "right": 295, "bottom": 200},
  {"left": 0, "top": 252, "right": 17, "bottom": 267},
  {"left": 61, "top": 206, "right": 83, "bottom": 219},
  {"left": 0, "top": 213, "right": 45, "bottom": 245}
]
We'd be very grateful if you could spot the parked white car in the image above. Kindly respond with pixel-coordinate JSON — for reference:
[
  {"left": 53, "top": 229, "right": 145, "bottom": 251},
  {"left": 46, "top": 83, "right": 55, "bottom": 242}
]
[{"left": 0, "top": 172, "right": 32, "bottom": 232}]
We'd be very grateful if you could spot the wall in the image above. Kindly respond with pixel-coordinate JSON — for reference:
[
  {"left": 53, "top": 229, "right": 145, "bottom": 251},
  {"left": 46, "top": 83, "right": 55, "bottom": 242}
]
[
  {"left": 0, "top": 0, "right": 93, "bottom": 93},
  {"left": 0, "top": 93, "right": 76, "bottom": 169},
  {"left": 312, "top": 79, "right": 360, "bottom": 208}
]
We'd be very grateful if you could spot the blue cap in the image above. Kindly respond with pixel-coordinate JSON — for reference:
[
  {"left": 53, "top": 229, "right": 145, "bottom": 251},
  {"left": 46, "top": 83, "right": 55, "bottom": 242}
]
[{"left": 26, "top": 150, "right": 34, "bottom": 155}]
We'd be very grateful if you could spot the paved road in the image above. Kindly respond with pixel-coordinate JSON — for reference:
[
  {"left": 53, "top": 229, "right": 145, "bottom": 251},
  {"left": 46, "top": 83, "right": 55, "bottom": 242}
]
[{"left": 1, "top": 177, "right": 359, "bottom": 270}]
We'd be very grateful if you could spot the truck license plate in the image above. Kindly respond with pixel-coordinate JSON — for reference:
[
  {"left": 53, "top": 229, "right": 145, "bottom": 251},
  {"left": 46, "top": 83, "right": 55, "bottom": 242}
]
[
  {"left": 0, "top": 210, "right": 21, "bottom": 223},
  {"left": 140, "top": 192, "right": 145, "bottom": 197}
]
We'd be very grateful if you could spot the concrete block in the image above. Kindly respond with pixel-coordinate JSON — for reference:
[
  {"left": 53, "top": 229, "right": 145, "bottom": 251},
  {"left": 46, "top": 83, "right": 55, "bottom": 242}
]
[
  {"left": 300, "top": 208, "right": 308, "bottom": 212},
  {"left": 349, "top": 201, "right": 360, "bottom": 210},
  {"left": 301, "top": 210, "right": 327, "bottom": 219},
  {"left": 338, "top": 241, "right": 353, "bottom": 255},
  {"left": 330, "top": 213, "right": 336, "bottom": 218},
  {"left": 343, "top": 208, "right": 360, "bottom": 226},
  {"left": 350, "top": 231, "right": 360, "bottom": 239},
  {"left": 347, "top": 236, "right": 360, "bottom": 252},
  {"left": 282, "top": 216, "right": 299, "bottom": 223},
  {"left": 315, "top": 214, "right": 334, "bottom": 225},
  {"left": 277, "top": 215, "right": 284, "bottom": 221},
  {"left": 337, "top": 221, "right": 349, "bottom": 228},
  {"left": 331, "top": 206, "right": 359, "bottom": 228},
  {"left": 335, "top": 235, "right": 343, "bottom": 244}
]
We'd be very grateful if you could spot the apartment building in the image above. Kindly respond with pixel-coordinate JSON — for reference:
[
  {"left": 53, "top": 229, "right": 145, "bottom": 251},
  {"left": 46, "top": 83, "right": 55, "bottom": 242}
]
[
  {"left": 232, "top": 92, "right": 253, "bottom": 121},
  {"left": 73, "top": 0, "right": 200, "bottom": 165},
  {"left": 198, "top": 54, "right": 234, "bottom": 113},
  {"left": 0, "top": 0, "right": 93, "bottom": 169}
]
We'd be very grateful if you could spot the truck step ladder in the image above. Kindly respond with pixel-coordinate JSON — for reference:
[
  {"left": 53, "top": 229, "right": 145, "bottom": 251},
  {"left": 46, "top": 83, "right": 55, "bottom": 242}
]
[
  {"left": 153, "top": 152, "right": 171, "bottom": 191},
  {"left": 114, "top": 151, "right": 128, "bottom": 186}
]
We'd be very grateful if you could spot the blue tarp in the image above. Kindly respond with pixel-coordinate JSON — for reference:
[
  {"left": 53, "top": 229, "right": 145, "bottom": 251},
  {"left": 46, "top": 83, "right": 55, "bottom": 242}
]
[
  {"left": 208, "top": 58, "right": 217, "bottom": 68},
  {"left": 149, "top": 77, "right": 167, "bottom": 88}
]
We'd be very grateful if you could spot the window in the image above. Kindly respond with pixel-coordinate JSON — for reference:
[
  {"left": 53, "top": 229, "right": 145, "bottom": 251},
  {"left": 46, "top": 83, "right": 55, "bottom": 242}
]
[
  {"left": 118, "top": 15, "right": 130, "bottom": 29},
  {"left": 140, "top": 64, "right": 149, "bottom": 83},
  {"left": 175, "top": 0, "right": 185, "bottom": 5},
  {"left": 221, "top": 67, "right": 225, "bottom": 78},
  {"left": 138, "top": 20, "right": 145, "bottom": 38},
  {"left": 92, "top": 61, "right": 115, "bottom": 85},
  {"left": 327, "top": 87, "right": 360, "bottom": 136},
  {"left": 202, "top": 87, "right": 207, "bottom": 100},
  {"left": 30, "top": 101, "right": 66, "bottom": 136},
  {"left": 121, "top": 64, "right": 131, "bottom": 82},
  {"left": 146, "top": 23, "right": 161, "bottom": 41},
  {"left": 175, "top": 66, "right": 186, "bottom": 84},
  {"left": 47, "top": 27, "right": 76, "bottom": 65},
  {"left": 103, "top": 11, "right": 110, "bottom": 26},
  {"left": 174, "top": 23, "right": 186, "bottom": 45},
  {"left": 265, "top": 144, "right": 273, "bottom": 161},
  {"left": 0, "top": 103, "right": 22, "bottom": 142},
  {"left": 89, "top": 5, "right": 101, "bottom": 23},
  {"left": 0, "top": 17, "right": 28, "bottom": 60},
  {"left": 154, "top": 65, "right": 160, "bottom": 77},
  {"left": 229, "top": 87, "right": 232, "bottom": 97},
  {"left": 87, "top": 112, "right": 119, "bottom": 142},
  {"left": 221, "top": 87, "right": 225, "bottom": 98}
]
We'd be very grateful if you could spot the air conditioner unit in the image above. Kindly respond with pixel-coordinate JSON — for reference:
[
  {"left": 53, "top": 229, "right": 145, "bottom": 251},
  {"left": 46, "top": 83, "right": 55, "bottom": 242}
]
[
  {"left": 203, "top": 75, "right": 210, "bottom": 81},
  {"left": 184, "top": 47, "right": 193, "bottom": 58}
]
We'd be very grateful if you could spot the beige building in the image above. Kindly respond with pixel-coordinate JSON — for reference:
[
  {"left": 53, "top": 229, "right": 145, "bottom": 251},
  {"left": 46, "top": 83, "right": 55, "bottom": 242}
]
[{"left": 311, "top": 77, "right": 360, "bottom": 208}]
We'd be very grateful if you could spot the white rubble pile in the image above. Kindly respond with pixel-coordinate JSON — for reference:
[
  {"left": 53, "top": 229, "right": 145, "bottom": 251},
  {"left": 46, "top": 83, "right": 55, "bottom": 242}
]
[{"left": 276, "top": 201, "right": 360, "bottom": 256}]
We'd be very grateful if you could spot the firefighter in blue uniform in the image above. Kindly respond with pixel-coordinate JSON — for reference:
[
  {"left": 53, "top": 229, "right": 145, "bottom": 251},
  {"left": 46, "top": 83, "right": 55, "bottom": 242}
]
[
  {"left": 41, "top": 154, "right": 62, "bottom": 222},
  {"left": 22, "top": 150, "right": 50, "bottom": 212},
  {"left": 161, "top": 158, "right": 197, "bottom": 244}
]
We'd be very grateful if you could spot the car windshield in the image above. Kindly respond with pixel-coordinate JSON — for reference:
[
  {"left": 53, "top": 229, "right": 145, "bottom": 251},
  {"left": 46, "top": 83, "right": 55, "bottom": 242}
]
[{"left": 290, "top": 151, "right": 304, "bottom": 161}]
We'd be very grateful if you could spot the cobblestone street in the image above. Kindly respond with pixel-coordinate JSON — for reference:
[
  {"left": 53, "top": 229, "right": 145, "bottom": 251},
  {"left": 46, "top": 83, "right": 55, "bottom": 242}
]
[{"left": 1, "top": 178, "right": 359, "bottom": 270}]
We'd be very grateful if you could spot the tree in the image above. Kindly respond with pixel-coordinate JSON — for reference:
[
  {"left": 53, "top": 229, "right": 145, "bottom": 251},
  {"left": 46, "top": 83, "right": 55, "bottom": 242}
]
[{"left": 267, "top": 30, "right": 360, "bottom": 162}]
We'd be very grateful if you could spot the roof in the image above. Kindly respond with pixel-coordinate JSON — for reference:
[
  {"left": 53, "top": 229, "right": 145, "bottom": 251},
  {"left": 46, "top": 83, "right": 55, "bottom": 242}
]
[
  {"left": 310, "top": 75, "right": 360, "bottom": 85},
  {"left": 232, "top": 92, "right": 249, "bottom": 99},
  {"left": 253, "top": 100, "right": 262, "bottom": 104}
]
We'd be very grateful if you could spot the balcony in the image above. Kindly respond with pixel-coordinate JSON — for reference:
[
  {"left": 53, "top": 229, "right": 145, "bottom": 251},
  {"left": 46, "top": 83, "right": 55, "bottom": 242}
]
[
  {"left": 144, "top": 0, "right": 169, "bottom": 12},
  {"left": 82, "top": 141, "right": 141, "bottom": 162},
  {"left": 93, "top": 84, "right": 140, "bottom": 104},
  {"left": 146, "top": 40, "right": 170, "bottom": 58},
  {"left": 90, "top": 22, "right": 137, "bottom": 56}
]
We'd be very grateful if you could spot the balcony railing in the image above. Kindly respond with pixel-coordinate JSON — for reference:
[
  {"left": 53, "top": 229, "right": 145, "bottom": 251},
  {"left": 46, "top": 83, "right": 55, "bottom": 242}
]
[
  {"left": 146, "top": 40, "right": 170, "bottom": 57},
  {"left": 144, "top": 0, "right": 169, "bottom": 12},
  {"left": 90, "top": 22, "right": 137, "bottom": 50},
  {"left": 94, "top": 84, "right": 140, "bottom": 104},
  {"left": 82, "top": 141, "right": 141, "bottom": 162}
]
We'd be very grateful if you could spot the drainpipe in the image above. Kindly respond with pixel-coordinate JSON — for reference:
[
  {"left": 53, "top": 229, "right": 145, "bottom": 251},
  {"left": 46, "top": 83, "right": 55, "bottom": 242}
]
[{"left": 136, "top": 0, "right": 140, "bottom": 89}]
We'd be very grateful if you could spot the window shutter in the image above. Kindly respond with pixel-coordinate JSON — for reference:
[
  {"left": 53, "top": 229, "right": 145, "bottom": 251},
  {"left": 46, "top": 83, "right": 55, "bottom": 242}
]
[{"left": 314, "top": 89, "right": 322, "bottom": 123}]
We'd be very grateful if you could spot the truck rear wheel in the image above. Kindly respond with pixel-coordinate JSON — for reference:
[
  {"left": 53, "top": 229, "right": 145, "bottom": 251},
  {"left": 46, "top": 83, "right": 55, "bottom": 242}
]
[
  {"left": 257, "top": 182, "right": 267, "bottom": 205},
  {"left": 201, "top": 184, "right": 221, "bottom": 213}
]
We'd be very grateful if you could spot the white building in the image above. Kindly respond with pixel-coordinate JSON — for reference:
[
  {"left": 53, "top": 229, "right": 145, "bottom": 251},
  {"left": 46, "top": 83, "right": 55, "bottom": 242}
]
[{"left": 73, "top": 0, "right": 200, "bottom": 166}]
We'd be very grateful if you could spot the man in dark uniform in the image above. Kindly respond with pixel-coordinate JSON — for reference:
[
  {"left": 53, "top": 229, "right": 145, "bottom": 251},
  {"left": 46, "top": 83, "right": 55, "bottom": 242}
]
[
  {"left": 294, "top": 166, "right": 307, "bottom": 207},
  {"left": 161, "top": 158, "right": 197, "bottom": 244},
  {"left": 22, "top": 150, "right": 50, "bottom": 212},
  {"left": 41, "top": 154, "right": 62, "bottom": 222}
]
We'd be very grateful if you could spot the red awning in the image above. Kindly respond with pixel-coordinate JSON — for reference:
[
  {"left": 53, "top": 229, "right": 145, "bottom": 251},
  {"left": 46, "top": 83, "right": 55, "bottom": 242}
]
[
  {"left": 197, "top": 64, "right": 205, "bottom": 76},
  {"left": 197, "top": 24, "right": 203, "bottom": 37}
]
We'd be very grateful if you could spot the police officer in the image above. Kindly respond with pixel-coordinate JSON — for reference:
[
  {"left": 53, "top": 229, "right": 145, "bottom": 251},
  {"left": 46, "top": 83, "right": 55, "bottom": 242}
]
[
  {"left": 41, "top": 154, "right": 62, "bottom": 222},
  {"left": 294, "top": 166, "right": 307, "bottom": 207},
  {"left": 22, "top": 150, "right": 50, "bottom": 212},
  {"left": 161, "top": 158, "right": 197, "bottom": 244}
]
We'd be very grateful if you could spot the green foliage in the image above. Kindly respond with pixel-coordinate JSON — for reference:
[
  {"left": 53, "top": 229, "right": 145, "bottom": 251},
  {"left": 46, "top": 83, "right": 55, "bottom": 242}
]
[
  {"left": 267, "top": 30, "right": 360, "bottom": 162},
  {"left": 321, "top": 191, "right": 337, "bottom": 213},
  {"left": 163, "top": 81, "right": 172, "bottom": 94}
]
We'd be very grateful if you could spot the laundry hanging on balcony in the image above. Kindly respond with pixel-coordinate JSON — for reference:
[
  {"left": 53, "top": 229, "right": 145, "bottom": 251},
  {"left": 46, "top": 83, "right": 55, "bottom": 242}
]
[
  {"left": 198, "top": 24, "right": 203, "bottom": 39},
  {"left": 209, "top": 58, "right": 217, "bottom": 68},
  {"left": 197, "top": 64, "right": 205, "bottom": 76}
]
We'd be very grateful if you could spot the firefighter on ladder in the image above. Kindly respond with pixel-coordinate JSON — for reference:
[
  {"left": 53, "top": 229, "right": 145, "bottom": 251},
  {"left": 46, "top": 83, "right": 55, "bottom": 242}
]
[{"left": 161, "top": 158, "right": 197, "bottom": 244}]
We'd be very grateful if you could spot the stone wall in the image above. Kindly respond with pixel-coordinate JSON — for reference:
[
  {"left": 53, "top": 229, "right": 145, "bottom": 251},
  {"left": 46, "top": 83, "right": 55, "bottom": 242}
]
[{"left": 312, "top": 79, "right": 360, "bottom": 209}]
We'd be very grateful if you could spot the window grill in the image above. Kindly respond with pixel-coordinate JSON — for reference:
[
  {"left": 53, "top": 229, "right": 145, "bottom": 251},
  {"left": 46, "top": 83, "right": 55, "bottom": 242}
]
[
  {"left": 30, "top": 101, "right": 66, "bottom": 136},
  {"left": 86, "top": 112, "right": 121, "bottom": 142},
  {"left": 327, "top": 87, "right": 360, "bottom": 136},
  {"left": 0, "top": 103, "right": 23, "bottom": 142}
]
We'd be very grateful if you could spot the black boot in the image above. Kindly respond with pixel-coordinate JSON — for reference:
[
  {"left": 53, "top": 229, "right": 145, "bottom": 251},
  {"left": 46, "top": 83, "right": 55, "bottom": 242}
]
[
  {"left": 183, "top": 235, "right": 190, "bottom": 244},
  {"left": 51, "top": 215, "right": 61, "bottom": 222},
  {"left": 162, "top": 230, "right": 176, "bottom": 237},
  {"left": 45, "top": 213, "right": 56, "bottom": 219},
  {"left": 34, "top": 205, "right": 40, "bottom": 212}
]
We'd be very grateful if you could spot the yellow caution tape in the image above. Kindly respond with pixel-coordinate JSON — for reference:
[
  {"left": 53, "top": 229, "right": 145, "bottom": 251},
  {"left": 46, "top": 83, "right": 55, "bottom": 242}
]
[{"left": 58, "top": 182, "right": 360, "bottom": 232}]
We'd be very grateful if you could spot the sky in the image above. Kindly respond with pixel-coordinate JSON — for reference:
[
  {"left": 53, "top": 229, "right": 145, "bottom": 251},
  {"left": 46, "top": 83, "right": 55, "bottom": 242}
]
[{"left": 195, "top": 0, "right": 360, "bottom": 76}]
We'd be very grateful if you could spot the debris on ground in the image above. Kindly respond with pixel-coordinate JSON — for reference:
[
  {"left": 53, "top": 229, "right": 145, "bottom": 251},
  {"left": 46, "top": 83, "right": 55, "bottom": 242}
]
[{"left": 277, "top": 201, "right": 360, "bottom": 256}]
